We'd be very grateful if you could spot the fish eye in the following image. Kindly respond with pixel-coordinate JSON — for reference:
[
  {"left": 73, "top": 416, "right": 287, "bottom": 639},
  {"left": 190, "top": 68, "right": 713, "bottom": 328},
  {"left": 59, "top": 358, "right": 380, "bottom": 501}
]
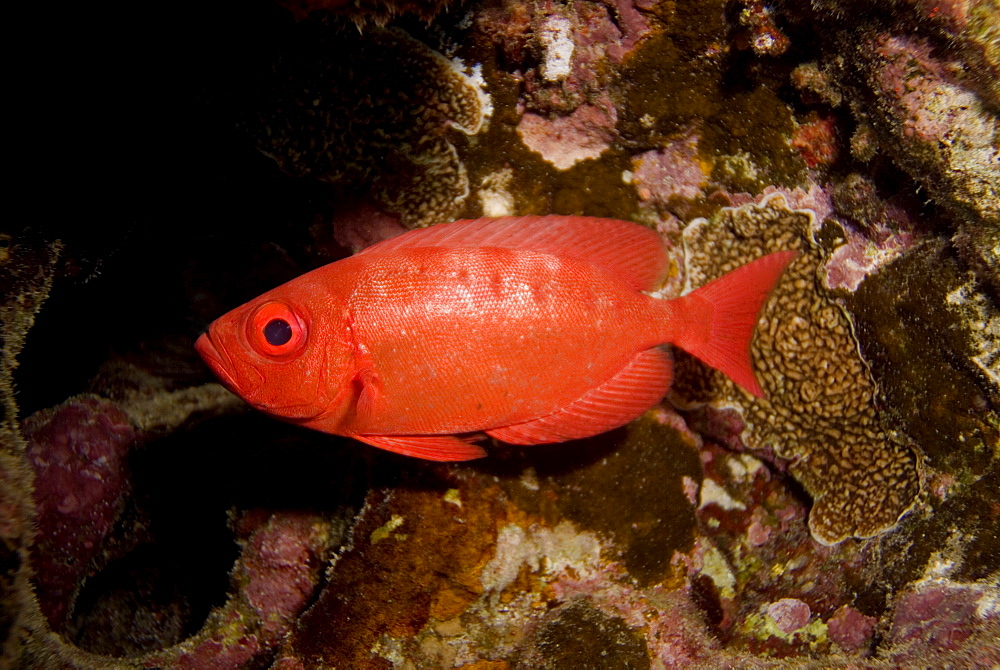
[
  {"left": 263, "top": 318, "right": 292, "bottom": 346},
  {"left": 248, "top": 302, "right": 307, "bottom": 358}
]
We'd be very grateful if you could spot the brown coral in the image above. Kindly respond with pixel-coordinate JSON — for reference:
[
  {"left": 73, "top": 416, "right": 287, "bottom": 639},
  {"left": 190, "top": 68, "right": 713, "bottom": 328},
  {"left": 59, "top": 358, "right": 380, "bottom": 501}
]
[
  {"left": 249, "top": 25, "right": 487, "bottom": 228},
  {"left": 676, "top": 193, "right": 921, "bottom": 545}
]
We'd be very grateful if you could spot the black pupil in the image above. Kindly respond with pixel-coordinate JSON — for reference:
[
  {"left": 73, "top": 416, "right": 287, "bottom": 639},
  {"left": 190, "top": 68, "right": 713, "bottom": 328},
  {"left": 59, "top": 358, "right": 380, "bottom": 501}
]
[{"left": 263, "top": 318, "right": 293, "bottom": 346}]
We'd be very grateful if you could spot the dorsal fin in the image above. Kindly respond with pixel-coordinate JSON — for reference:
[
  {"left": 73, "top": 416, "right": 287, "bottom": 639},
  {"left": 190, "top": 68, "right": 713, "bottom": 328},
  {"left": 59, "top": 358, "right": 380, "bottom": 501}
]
[{"left": 357, "top": 215, "right": 668, "bottom": 291}]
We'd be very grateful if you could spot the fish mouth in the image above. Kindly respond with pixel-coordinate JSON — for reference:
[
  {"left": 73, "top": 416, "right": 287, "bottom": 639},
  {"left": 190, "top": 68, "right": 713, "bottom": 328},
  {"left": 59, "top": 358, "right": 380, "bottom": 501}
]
[{"left": 195, "top": 331, "right": 241, "bottom": 393}]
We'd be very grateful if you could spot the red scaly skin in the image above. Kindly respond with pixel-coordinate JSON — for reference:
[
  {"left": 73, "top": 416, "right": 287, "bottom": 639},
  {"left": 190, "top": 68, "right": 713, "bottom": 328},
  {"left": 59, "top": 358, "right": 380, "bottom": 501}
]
[{"left": 196, "top": 216, "right": 796, "bottom": 460}]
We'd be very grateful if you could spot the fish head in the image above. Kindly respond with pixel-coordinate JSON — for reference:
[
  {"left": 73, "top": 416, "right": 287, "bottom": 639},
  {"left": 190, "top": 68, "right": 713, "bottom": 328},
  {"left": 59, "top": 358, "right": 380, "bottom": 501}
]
[{"left": 195, "top": 283, "right": 355, "bottom": 423}]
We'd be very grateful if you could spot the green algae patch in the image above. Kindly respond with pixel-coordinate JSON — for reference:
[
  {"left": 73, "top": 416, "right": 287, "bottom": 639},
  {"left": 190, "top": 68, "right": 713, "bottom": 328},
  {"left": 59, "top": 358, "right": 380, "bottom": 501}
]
[
  {"left": 846, "top": 242, "right": 999, "bottom": 474},
  {"left": 559, "top": 417, "right": 702, "bottom": 586},
  {"left": 515, "top": 599, "right": 651, "bottom": 669},
  {"left": 844, "top": 241, "right": 1000, "bottom": 584},
  {"left": 700, "top": 86, "right": 807, "bottom": 193},
  {"left": 491, "top": 414, "right": 703, "bottom": 587},
  {"left": 550, "top": 149, "right": 640, "bottom": 219},
  {"left": 618, "top": 2, "right": 728, "bottom": 145}
]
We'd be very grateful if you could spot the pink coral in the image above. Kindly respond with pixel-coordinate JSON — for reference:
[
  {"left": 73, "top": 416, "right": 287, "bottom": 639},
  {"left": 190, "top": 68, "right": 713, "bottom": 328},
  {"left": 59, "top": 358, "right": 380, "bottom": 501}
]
[
  {"left": 826, "top": 604, "right": 875, "bottom": 653},
  {"left": 823, "top": 214, "right": 920, "bottom": 292},
  {"left": 632, "top": 132, "right": 707, "bottom": 203},
  {"left": 517, "top": 100, "right": 618, "bottom": 170},
  {"left": 877, "top": 37, "right": 962, "bottom": 143},
  {"left": 746, "top": 513, "right": 772, "bottom": 547},
  {"left": 23, "top": 395, "right": 136, "bottom": 628},
  {"left": 767, "top": 598, "right": 811, "bottom": 634},
  {"left": 888, "top": 581, "right": 984, "bottom": 649},
  {"left": 603, "top": 0, "right": 651, "bottom": 61},
  {"left": 241, "top": 512, "right": 328, "bottom": 635}
]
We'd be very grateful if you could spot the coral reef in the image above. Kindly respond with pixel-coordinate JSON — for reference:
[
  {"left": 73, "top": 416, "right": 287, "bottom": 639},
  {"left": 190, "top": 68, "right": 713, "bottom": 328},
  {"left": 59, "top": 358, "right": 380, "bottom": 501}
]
[
  {"left": 5, "top": 0, "right": 999, "bottom": 666},
  {"left": 806, "top": 2, "right": 1000, "bottom": 295},
  {"left": 860, "top": 34, "right": 999, "bottom": 226},
  {"left": 275, "top": 418, "right": 723, "bottom": 667},
  {"left": 23, "top": 396, "right": 136, "bottom": 629},
  {"left": 248, "top": 24, "right": 488, "bottom": 228},
  {"left": 678, "top": 194, "right": 920, "bottom": 545}
]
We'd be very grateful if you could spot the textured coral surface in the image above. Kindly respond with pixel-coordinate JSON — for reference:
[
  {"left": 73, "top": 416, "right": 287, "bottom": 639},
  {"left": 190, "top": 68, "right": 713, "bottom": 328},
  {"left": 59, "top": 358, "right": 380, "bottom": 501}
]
[
  {"left": 679, "top": 194, "right": 920, "bottom": 545},
  {"left": 4, "top": 0, "right": 999, "bottom": 667}
]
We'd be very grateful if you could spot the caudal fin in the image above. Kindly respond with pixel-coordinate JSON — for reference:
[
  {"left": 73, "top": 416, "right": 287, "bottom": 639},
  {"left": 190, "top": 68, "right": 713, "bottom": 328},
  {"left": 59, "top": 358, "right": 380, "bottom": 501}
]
[{"left": 672, "top": 250, "right": 798, "bottom": 398}]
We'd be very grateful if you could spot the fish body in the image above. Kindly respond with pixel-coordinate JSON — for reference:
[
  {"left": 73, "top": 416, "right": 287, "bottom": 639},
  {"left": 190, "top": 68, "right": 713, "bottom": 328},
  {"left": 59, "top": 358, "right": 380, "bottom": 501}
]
[{"left": 195, "top": 216, "right": 796, "bottom": 460}]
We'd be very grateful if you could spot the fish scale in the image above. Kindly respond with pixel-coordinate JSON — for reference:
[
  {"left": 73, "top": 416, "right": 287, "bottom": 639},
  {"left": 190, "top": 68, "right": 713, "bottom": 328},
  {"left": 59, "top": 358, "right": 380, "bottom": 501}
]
[{"left": 196, "top": 216, "right": 796, "bottom": 461}]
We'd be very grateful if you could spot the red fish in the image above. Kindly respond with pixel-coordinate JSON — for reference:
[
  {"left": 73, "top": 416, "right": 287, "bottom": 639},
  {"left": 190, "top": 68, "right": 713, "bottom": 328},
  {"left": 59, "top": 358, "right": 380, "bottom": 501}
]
[{"left": 195, "top": 216, "right": 796, "bottom": 461}]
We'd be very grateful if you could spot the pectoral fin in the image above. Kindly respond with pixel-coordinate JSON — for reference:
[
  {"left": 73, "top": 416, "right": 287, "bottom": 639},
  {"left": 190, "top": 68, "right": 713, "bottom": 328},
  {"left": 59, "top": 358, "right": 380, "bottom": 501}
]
[{"left": 353, "top": 365, "right": 381, "bottom": 421}]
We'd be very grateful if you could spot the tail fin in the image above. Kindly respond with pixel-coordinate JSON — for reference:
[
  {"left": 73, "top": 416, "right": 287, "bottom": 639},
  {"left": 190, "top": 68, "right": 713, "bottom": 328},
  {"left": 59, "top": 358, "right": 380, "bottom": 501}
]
[{"left": 672, "top": 251, "right": 798, "bottom": 398}]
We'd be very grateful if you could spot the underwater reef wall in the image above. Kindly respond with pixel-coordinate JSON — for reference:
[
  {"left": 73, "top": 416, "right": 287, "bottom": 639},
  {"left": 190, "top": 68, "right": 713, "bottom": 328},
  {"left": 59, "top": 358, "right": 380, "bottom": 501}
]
[{"left": 3, "top": 0, "right": 998, "bottom": 667}]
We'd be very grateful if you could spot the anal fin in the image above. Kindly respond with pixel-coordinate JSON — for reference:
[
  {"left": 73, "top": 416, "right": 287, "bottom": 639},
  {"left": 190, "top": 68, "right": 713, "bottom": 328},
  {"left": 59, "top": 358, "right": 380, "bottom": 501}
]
[
  {"left": 487, "top": 347, "right": 672, "bottom": 445},
  {"left": 352, "top": 433, "right": 487, "bottom": 461}
]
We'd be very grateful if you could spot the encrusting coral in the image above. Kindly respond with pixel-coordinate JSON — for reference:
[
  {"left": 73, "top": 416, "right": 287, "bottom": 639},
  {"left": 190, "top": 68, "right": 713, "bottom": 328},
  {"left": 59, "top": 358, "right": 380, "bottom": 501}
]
[
  {"left": 860, "top": 34, "right": 999, "bottom": 227},
  {"left": 248, "top": 25, "right": 488, "bottom": 228},
  {"left": 677, "top": 193, "right": 921, "bottom": 545}
]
